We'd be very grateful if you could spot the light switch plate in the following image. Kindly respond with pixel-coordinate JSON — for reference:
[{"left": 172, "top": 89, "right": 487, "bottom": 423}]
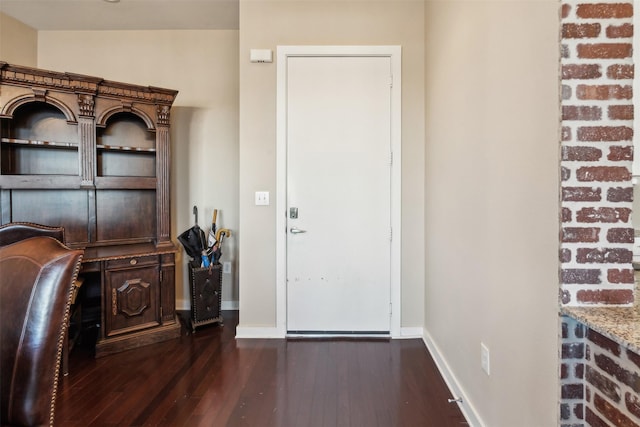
[{"left": 255, "top": 191, "right": 270, "bottom": 206}]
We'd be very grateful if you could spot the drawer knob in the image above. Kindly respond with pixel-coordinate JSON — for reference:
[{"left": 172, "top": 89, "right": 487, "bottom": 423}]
[{"left": 130, "top": 259, "right": 138, "bottom": 265}]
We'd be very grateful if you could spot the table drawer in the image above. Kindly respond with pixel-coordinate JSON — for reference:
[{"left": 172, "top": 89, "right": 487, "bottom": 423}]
[{"left": 106, "top": 255, "right": 158, "bottom": 270}]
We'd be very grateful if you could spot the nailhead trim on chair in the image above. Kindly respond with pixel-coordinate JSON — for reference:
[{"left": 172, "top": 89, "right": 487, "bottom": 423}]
[{"left": 48, "top": 254, "right": 83, "bottom": 427}]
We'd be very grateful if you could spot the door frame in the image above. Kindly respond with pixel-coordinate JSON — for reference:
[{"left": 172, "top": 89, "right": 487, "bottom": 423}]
[{"left": 275, "top": 45, "right": 402, "bottom": 337}]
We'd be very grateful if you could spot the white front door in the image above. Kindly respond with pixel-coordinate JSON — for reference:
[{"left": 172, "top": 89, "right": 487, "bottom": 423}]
[{"left": 284, "top": 54, "right": 393, "bottom": 333}]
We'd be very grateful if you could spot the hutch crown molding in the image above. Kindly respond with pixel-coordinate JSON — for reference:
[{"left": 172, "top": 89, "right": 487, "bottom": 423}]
[{"left": 0, "top": 62, "right": 181, "bottom": 356}]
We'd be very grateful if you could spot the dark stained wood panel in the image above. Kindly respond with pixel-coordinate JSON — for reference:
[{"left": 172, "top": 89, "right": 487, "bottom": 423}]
[
  {"left": 56, "top": 311, "right": 468, "bottom": 426},
  {"left": 9, "top": 189, "right": 89, "bottom": 243},
  {"left": 96, "top": 189, "right": 156, "bottom": 242}
]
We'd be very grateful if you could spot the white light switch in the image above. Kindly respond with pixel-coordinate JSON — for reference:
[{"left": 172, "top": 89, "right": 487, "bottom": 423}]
[{"left": 255, "top": 191, "right": 270, "bottom": 206}]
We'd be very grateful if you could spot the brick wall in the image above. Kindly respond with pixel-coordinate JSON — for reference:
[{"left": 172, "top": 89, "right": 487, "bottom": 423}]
[
  {"left": 561, "top": 315, "right": 640, "bottom": 427},
  {"left": 560, "top": 1, "right": 635, "bottom": 306},
  {"left": 561, "top": 316, "right": 587, "bottom": 426}
]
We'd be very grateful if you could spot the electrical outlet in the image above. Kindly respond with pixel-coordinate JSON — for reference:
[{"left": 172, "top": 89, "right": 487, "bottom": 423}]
[
  {"left": 223, "top": 261, "right": 231, "bottom": 274},
  {"left": 481, "top": 342, "right": 490, "bottom": 376}
]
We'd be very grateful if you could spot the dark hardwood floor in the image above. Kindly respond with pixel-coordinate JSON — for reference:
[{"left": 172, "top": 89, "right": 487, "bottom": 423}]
[{"left": 55, "top": 311, "right": 467, "bottom": 426}]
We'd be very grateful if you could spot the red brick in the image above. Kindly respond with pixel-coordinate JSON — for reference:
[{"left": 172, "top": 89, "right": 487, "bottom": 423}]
[
  {"left": 577, "top": 84, "right": 632, "bottom": 100},
  {"left": 561, "top": 44, "right": 570, "bottom": 59},
  {"left": 564, "top": 64, "right": 602, "bottom": 80},
  {"left": 586, "top": 406, "right": 611, "bottom": 427},
  {"left": 576, "top": 363, "right": 585, "bottom": 379},
  {"left": 562, "top": 84, "right": 572, "bottom": 100},
  {"left": 577, "top": 126, "right": 633, "bottom": 141},
  {"left": 563, "top": 127, "right": 572, "bottom": 141},
  {"left": 561, "top": 401, "right": 571, "bottom": 420},
  {"left": 576, "top": 166, "right": 631, "bottom": 182},
  {"left": 576, "top": 247, "right": 632, "bottom": 263},
  {"left": 607, "top": 23, "right": 634, "bottom": 38},
  {"left": 562, "top": 3, "right": 571, "bottom": 18},
  {"left": 627, "top": 350, "right": 640, "bottom": 370},
  {"left": 576, "top": 3, "right": 633, "bottom": 19},
  {"left": 562, "top": 187, "right": 601, "bottom": 202},
  {"left": 595, "top": 353, "right": 640, "bottom": 393},
  {"left": 562, "top": 383, "right": 585, "bottom": 399},
  {"left": 609, "top": 105, "right": 634, "bottom": 120},
  {"left": 577, "top": 289, "right": 634, "bottom": 304},
  {"left": 607, "top": 187, "right": 633, "bottom": 202},
  {"left": 625, "top": 392, "right": 640, "bottom": 421},
  {"left": 577, "top": 43, "right": 632, "bottom": 59},
  {"left": 608, "top": 146, "right": 633, "bottom": 161},
  {"left": 593, "top": 393, "right": 639, "bottom": 427},
  {"left": 562, "top": 320, "right": 570, "bottom": 338},
  {"left": 562, "top": 268, "right": 601, "bottom": 284},
  {"left": 561, "top": 248, "right": 572, "bottom": 263},
  {"left": 562, "top": 207, "right": 572, "bottom": 222},
  {"left": 607, "top": 228, "right": 634, "bottom": 243},
  {"left": 562, "top": 227, "right": 600, "bottom": 243},
  {"left": 576, "top": 207, "right": 631, "bottom": 223},
  {"left": 563, "top": 146, "right": 602, "bottom": 161},
  {"left": 562, "top": 166, "right": 571, "bottom": 181},
  {"left": 561, "top": 289, "right": 572, "bottom": 304},
  {"left": 563, "top": 23, "right": 601, "bottom": 38},
  {"left": 589, "top": 329, "right": 622, "bottom": 356},
  {"left": 586, "top": 365, "right": 621, "bottom": 402},
  {"left": 608, "top": 268, "right": 635, "bottom": 283},
  {"left": 563, "top": 342, "right": 586, "bottom": 359},
  {"left": 607, "top": 64, "right": 634, "bottom": 79},
  {"left": 563, "top": 105, "right": 602, "bottom": 121}
]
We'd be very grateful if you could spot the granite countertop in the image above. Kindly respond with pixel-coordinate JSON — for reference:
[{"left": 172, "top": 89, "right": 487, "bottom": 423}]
[{"left": 561, "top": 304, "right": 640, "bottom": 354}]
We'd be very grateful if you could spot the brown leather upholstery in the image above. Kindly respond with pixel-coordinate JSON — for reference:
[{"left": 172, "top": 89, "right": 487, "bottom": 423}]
[
  {"left": 0, "top": 223, "right": 65, "bottom": 247},
  {"left": 0, "top": 237, "right": 83, "bottom": 426}
]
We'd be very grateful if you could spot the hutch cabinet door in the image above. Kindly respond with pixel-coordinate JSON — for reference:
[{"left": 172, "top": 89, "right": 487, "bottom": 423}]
[{"left": 105, "top": 259, "right": 160, "bottom": 336}]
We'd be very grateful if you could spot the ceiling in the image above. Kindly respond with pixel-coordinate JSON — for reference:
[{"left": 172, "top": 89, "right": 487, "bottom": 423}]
[{"left": 0, "top": 0, "right": 239, "bottom": 31}]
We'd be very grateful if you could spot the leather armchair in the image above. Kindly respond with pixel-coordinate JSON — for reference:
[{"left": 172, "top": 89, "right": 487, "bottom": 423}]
[{"left": 0, "top": 236, "right": 83, "bottom": 426}]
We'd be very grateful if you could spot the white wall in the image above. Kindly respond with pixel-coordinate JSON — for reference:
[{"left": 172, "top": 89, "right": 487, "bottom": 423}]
[
  {"left": 0, "top": 12, "right": 37, "bottom": 66},
  {"left": 37, "top": 30, "right": 240, "bottom": 309},
  {"left": 238, "top": 0, "right": 426, "bottom": 330},
  {"left": 424, "top": 1, "right": 559, "bottom": 425}
]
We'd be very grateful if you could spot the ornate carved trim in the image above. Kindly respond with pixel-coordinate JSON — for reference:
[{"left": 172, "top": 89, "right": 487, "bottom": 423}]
[
  {"left": 96, "top": 105, "right": 155, "bottom": 130},
  {"left": 1, "top": 93, "right": 77, "bottom": 123},
  {"left": 77, "top": 94, "right": 95, "bottom": 117},
  {"left": 1, "top": 63, "right": 177, "bottom": 106},
  {"left": 157, "top": 105, "right": 171, "bottom": 126}
]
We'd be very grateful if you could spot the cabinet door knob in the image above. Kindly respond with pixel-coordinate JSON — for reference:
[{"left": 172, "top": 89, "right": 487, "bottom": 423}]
[{"left": 130, "top": 259, "right": 137, "bottom": 265}]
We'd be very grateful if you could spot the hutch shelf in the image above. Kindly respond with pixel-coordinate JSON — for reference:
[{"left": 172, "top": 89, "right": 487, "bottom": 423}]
[{"left": 0, "top": 62, "right": 180, "bottom": 356}]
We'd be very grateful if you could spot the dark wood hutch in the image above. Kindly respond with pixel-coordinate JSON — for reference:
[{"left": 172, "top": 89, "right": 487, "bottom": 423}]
[{"left": 0, "top": 62, "right": 181, "bottom": 356}]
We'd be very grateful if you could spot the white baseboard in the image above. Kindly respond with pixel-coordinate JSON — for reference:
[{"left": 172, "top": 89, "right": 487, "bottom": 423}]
[
  {"left": 422, "top": 331, "right": 484, "bottom": 427},
  {"left": 235, "top": 326, "right": 284, "bottom": 339},
  {"left": 398, "top": 326, "right": 423, "bottom": 338},
  {"left": 222, "top": 301, "right": 239, "bottom": 310}
]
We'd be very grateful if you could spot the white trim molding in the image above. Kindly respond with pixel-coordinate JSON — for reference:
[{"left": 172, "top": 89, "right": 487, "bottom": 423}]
[{"left": 422, "top": 331, "right": 484, "bottom": 427}]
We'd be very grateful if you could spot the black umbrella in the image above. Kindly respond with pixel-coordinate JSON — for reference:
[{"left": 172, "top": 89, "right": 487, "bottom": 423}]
[{"left": 178, "top": 206, "right": 207, "bottom": 267}]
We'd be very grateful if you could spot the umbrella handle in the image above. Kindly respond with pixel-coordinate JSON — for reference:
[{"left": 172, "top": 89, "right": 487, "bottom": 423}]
[{"left": 193, "top": 205, "right": 198, "bottom": 226}]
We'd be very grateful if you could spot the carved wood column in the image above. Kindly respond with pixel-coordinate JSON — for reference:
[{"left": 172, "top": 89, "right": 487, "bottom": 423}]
[
  {"left": 156, "top": 105, "right": 171, "bottom": 246},
  {"left": 77, "top": 94, "right": 96, "bottom": 187}
]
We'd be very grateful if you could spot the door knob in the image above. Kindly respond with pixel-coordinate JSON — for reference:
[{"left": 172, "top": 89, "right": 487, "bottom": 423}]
[{"left": 290, "top": 227, "right": 307, "bottom": 234}]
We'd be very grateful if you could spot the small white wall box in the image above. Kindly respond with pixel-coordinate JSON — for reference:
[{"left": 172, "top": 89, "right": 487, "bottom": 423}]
[{"left": 250, "top": 49, "right": 273, "bottom": 63}]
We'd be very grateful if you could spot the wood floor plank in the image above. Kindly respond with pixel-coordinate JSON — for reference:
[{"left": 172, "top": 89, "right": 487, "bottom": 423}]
[{"left": 55, "top": 311, "right": 467, "bottom": 426}]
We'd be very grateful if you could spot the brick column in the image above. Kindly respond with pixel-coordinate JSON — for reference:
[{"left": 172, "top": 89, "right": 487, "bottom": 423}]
[{"left": 560, "top": 1, "right": 635, "bottom": 306}]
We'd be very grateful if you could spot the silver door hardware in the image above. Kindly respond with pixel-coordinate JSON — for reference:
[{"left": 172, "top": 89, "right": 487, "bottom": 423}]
[
  {"left": 290, "top": 227, "right": 307, "bottom": 234},
  {"left": 290, "top": 207, "right": 298, "bottom": 219}
]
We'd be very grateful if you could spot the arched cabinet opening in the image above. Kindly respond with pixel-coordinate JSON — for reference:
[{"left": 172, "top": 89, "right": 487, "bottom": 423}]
[
  {"left": 97, "top": 112, "right": 156, "bottom": 178},
  {"left": 1, "top": 101, "right": 79, "bottom": 176}
]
